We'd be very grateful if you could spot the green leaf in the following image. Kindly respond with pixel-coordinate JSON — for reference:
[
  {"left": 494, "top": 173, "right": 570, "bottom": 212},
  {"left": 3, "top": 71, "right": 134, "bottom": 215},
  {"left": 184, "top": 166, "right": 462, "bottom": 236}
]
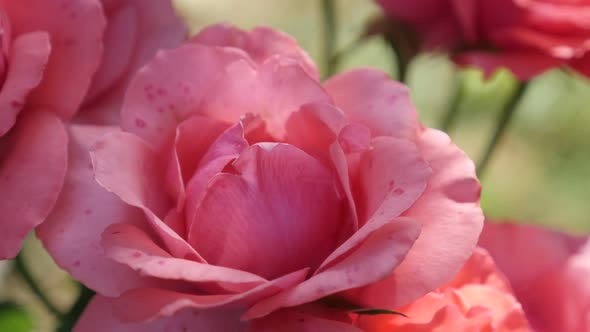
[
  {"left": 320, "top": 296, "right": 408, "bottom": 317},
  {"left": 350, "top": 308, "right": 408, "bottom": 317},
  {"left": 320, "top": 296, "right": 362, "bottom": 311},
  {"left": 0, "top": 302, "right": 34, "bottom": 332}
]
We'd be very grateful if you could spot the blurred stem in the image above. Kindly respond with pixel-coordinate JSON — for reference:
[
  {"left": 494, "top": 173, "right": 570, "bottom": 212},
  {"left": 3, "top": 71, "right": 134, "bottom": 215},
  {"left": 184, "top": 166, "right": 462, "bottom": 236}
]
[
  {"left": 392, "top": 47, "right": 409, "bottom": 83},
  {"left": 329, "top": 37, "right": 365, "bottom": 73},
  {"left": 55, "top": 286, "right": 95, "bottom": 332},
  {"left": 477, "top": 82, "right": 529, "bottom": 178},
  {"left": 320, "top": 0, "right": 337, "bottom": 78},
  {"left": 14, "top": 253, "right": 63, "bottom": 317},
  {"left": 440, "top": 73, "right": 465, "bottom": 133}
]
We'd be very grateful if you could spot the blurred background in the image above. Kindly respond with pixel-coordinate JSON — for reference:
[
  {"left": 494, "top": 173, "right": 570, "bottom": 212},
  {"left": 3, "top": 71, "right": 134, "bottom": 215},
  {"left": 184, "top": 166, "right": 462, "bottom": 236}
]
[{"left": 2, "top": 1, "right": 589, "bottom": 331}]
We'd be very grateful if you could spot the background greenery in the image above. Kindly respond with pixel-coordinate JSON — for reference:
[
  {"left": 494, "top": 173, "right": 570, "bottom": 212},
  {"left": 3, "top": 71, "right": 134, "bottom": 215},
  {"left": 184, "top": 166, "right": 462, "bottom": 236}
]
[{"left": 2, "top": 0, "right": 589, "bottom": 330}]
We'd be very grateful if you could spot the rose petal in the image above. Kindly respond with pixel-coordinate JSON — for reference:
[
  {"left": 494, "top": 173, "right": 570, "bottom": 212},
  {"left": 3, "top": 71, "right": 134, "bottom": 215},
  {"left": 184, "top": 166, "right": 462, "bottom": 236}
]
[
  {"left": 349, "top": 128, "right": 483, "bottom": 308},
  {"left": 173, "top": 115, "right": 229, "bottom": 185},
  {"left": 78, "top": 0, "right": 186, "bottom": 126},
  {"left": 91, "top": 131, "right": 170, "bottom": 215},
  {"left": 241, "top": 113, "right": 275, "bottom": 144},
  {"left": 83, "top": 2, "right": 137, "bottom": 104},
  {"left": 85, "top": 0, "right": 186, "bottom": 104},
  {"left": 162, "top": 208, "right": 186, "bottom": 240},
  {"left": 196, "top": 56, "right": 332, "bottom": 139},
  {"left": 420, "top": 16, "right": 464, "bottom": 50},
  {"left": 283, "top": 107, "right": 363, "bottom": 240},
  {"left": 323, "top": 69, "right": 418, "bottom": 139},
  {"left": 377, "top": 0, "right": 448, "bottom": 26},
  {"left": 478, "top": 221, "right": 586, "bottom": 286},
  {"left": 192, "top": 23, "right": 318, "bottom": 79},
  {"left": 243, "top": 218, "right": 420, "bottom": 320},
  {"left": 337, "top": 124, "right": 372, "bottom": 155},
  {"left": 190, "top": 143, "right": 343, "bottom": 280},
  {"left": 459, "top": 285, "right": 530, "bottom": 330},
  {"left": 112, "top": 268, "right": 308, "bottom": 322},
  {"left": 164, "top": 115, "right": 228, "bottom": 212},
  {"left": 1, "top": 0, "right": 106, "bottom": 118},
  {"left": 284, "top": 103, "right": 347, "bottom": 164},
  {"left": 490, "top": 26, "right": 590, "bottom": 59},
  {"left": 36, "top": 125, "right": 150, "bottom": 296},
  {"left": 247, "top": 309, "right": 362, "bottom": 332},
  {"left": 0, "top": 111, "right": 67, "bottom": 258},
  {"left": 121, "top": 44, "right": 330, "bottom": 147},
  {"left": 451, "top": 0, "right": 478, "bottom": 43},
  {"left": 0, "top": 7, "right": 11, "bottom": 55},
  {"left": 74, "top": 295, "right": 246, "bottom": 332},
  {"left": 356, "top": 136, "right": 432, "bottom": 225},
  {"left": 478, "top": 221, "right": 590, "bottom": 331},
  {"left": 329, "top": 143, "right": 360, "bottom": 232},
  {"left": 519, "top": 1, "right": 590, "bottom": 35},
  {"left": 446, "top": 247, "right": 511, "bottom": 292},
  {"left": 358, "top": 295, "right": 494, "bottom": 332},
  {"left": 102, "top": 223, "right": 267, "bottom": 290},
  {"left": 185, "top": 122, "right": 249, "bottom": 233},
  {"left": 316, "top": 136, "right": 431, "bottom": 271},
  {"left": 91, "top": 131, "right": 202, "bottom": 261},
  {"left": 120, "top": 44, "right": 253, "bottom": 147},
  {"left": 454, "top": 51, "right": 562, "bottom": 80},
  {"left": 0, "top": 32, "right": 50, "bottom": 136}
]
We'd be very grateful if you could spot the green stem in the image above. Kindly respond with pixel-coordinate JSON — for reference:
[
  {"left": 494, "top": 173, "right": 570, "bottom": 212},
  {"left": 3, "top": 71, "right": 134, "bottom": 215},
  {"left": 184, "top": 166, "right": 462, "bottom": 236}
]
[
  {"left": 13, "top": 253, "right": 63, "bottom": 317},
  {"left": 328, "top": 37, "right": 364, "bottom": 73},
  {"left": 440, "top": 73, "right": 465, "bottom": 133},
  {"left": 320, "top": 0, "right": 337, "bottom": 78},
  {"left": 393, "top": 47, "right": 408, "bottom": 83},
  {"left": 477, "top": 83, "right": 529, "bottom": 178},
  {"left": 55, "top": 286, "right": 95, "bottom": 332}
]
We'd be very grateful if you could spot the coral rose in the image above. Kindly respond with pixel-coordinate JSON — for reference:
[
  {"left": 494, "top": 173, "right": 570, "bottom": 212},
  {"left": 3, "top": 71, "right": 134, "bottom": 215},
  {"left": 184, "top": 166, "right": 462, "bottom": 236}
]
[
  {"left": 479, "top": 221, "right": 590, "bottom": 332},
  {"left": 0, "top": 0, "right": 185, "bottom": 259},
  {"left": 39, "top": 24, "right": 483, "bottom": 330},
  {"left": 355, "top": 248, "right": 531, "bottom": 331},
  {"left": 377, "top": 0, "right": 590, "bottom": 80}
]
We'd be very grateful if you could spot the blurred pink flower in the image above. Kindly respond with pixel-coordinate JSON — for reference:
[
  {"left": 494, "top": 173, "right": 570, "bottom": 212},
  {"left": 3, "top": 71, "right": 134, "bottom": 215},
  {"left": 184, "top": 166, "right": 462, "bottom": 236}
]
[
  {"left": 0, "top": 0, "right": 185, "bottom": 259},
  {"left": 355, "top": 248, "right": 531, "bottom": 331},
  {"left": 377, "top": 0, "right": 590, "bottom": 80},
  {"left": 39, "top": 24, "right": 483, "bottom": 331},
  {"left": 479, "top": 221, "right": 590, "bottom": 332}
]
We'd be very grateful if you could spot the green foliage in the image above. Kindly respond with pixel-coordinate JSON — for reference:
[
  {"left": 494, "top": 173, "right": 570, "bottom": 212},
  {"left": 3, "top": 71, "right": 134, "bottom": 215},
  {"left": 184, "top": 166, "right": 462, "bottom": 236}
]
[{"left": 0, "top": 302, "right": 34, "bottom": 332}]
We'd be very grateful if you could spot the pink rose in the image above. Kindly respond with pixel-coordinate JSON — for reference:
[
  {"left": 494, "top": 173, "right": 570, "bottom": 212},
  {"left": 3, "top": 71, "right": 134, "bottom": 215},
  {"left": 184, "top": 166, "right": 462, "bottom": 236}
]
[
  {"left": 39, "top": 24, "right": 483, "bottom": 331},
  {"left": 0, "top": 0, "right": 185, "bottom": 259},
  {"left": 377, "top": 0, "right": 590, "bottom": 80},
  {"left": 479, "top": 221, "right": 590, "bottom": 332},
  {"left": 354, "top": 248, "right": 531, "bottom": 331}
]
